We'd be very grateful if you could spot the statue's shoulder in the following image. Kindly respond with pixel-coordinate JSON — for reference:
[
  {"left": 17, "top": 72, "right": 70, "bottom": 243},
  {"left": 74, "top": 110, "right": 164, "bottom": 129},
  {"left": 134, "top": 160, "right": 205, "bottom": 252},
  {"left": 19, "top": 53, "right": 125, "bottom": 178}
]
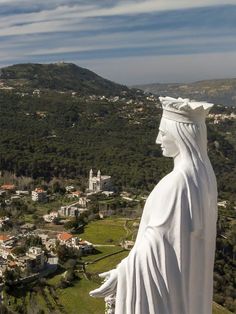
[{"left": 158, "top": 169, "right": 186, "bottom": 190}]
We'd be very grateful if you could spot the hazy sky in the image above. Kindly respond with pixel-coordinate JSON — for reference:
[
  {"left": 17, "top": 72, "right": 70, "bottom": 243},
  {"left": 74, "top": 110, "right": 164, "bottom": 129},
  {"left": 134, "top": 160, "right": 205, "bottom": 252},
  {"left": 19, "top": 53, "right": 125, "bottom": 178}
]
[{"left": 0, "top": 0, "right": 236, "bottom": 85}]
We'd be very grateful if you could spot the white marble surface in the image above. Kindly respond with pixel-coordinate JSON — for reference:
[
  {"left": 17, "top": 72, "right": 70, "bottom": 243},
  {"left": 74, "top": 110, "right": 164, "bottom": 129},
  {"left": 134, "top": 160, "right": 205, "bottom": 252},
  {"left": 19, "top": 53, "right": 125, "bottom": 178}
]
[{"left": 90, "top": 97, "right": 218, "bottom": 314}]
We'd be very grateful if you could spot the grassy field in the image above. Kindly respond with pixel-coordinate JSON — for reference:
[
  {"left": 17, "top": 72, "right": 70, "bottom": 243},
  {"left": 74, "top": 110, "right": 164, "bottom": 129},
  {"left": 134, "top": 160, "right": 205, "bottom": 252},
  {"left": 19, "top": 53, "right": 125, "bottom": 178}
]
[{"left": 79, "top": 217, "right": 128, "bottom": 244}]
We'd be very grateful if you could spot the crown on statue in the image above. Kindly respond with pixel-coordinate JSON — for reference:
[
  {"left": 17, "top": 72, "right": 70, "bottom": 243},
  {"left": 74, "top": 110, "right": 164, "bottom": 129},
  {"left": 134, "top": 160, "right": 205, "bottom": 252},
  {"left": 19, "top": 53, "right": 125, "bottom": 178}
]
[{"left": 159, "top": 96, "right": 213, "bottom": 124}]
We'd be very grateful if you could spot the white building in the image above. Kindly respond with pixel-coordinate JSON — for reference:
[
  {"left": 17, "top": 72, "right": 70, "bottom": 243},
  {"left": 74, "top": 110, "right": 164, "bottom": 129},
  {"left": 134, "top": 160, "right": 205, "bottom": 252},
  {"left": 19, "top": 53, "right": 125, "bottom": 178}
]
[
  {"left": 57, "top": 232, "right": 93, "bottom": 254},
  {"left": 88, "top": 169, "right": 112, "bottom": 193},
  {"left": 43, "top": 211, "right": 59, "bottom": 222},
  {"left": 58, "top": 206, "right": 79, "bottom": 217},
  {"left": 0, "top": 217, "right": 10, "bottom": 229},
  {"left": 16, "top": 190, "right": 30, "bottom": 196},
  {"left": 32, "top": 188, "right": 47, "bottom": 202}
]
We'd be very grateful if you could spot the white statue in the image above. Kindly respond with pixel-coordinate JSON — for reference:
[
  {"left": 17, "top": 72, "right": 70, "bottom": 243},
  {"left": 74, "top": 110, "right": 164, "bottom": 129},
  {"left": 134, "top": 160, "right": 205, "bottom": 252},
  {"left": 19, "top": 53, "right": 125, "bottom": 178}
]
[{"left": 90, "top": 96, "right": 218, "bottom": 314}]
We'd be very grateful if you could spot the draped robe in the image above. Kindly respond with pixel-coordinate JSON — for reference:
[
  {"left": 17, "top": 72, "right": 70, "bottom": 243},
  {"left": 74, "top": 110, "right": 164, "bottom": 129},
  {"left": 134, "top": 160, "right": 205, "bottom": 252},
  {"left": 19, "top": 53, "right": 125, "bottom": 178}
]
[{"left": 115, "top": 168, "right": 217, "bottom": 314}]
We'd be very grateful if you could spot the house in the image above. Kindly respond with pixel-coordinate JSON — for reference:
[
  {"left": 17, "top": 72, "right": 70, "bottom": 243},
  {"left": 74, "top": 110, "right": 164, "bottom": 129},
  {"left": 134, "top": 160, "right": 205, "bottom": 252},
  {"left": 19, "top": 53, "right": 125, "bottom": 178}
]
[
  {"left": 0, "top": 247, "right": 12, "bottom": 259},
  {"left": 65, "top": 185, "right": 75, "bottom": 192},
  {"left": 0, "top": 190, "right": 6, "bottom": 196},
  {"left": 76, "top": 239, "right": 94, "bottom": 254},
  {"left": 1, "top": 184, "right": 16, "bottom": 192},
  {"left": 16, "top": 190, "right": 29, "bottom": 196},
  {"left": 78, "top": 197, "right": 88, "bottom": 207},
  {"left": 121, "top": 240, "right": 135, "bottom": 250},
  {"left": 33, "top": 89, "right": 40, "bottom": 96},
  {"left": 43, "top": 211, "right": 59, "bottom": 222},
  {"left": 57, "top": 232, "right": 73, "bottom": 245},
  {"left": 58, "top": 206, "right": 79, "bottom": 217},
  {"left": 217, "top": 200, "right": 228, "bottom": 208},
  {"left": 0, "top": 234, "right": 12, "bottom": 245},
  {"left": 58, "top": 202, "right": 88, "bottom": 217},
  {"left": 70, "top": 190, "right": 81, "bottom": 198},
  {"left": 99, "top": 209, "right": 115, "bottom": 219},
  {"left": 32, "top": 188, "right": 47, "bottom": 202},
  {"left": 57, "top": 233, "right": 94, "bottom": 254},
  {"left": 26, "top": 247, "right": 45, "bottom": 271},
  {"left": 20, "top": 223, "right": 35, "bottom": 232},
  {"left": 0, "top": 217, "right": 10, "bottom": 229},
  {"left": 0, "top": 258, "right": 7, "bottom": 278},
  {"left": 45, "top": 238, "right": 57, "bottom": 251}
]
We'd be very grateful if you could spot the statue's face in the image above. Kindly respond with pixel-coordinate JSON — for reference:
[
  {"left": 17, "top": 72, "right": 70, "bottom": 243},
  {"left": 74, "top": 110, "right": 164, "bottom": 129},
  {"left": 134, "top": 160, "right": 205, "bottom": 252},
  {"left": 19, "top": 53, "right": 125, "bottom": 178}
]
[{"left": 156, "top": 118, "right": 180, "bottom": 158}]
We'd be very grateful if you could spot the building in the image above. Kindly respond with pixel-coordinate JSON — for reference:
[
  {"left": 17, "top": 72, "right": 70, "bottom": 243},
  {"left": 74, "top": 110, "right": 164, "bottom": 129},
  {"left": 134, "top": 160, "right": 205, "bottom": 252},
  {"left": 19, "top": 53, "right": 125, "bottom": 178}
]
[
  {"left": 16, "top": 190, "right": 30, "bottom": 196},
  {"left": 121, "top": 240, "right": 135, "bottom": 250},
  {"left": 0, "top": 234, "right": 13, "bottom": 246},
  {"left": 57, "top": 232, "right": 93, "bottom": 254},
  {"left": 65, "top": 185, "right": 75, "bottom": 192},
  {"left": 58, "top": 199, "right": 88, "bottom": 217},
  {"left": 99, "top": 209, "right": 115, "bottom": 219},
  {"left": 32, "top": 188, "right": 47, "bottom": 202},
  {"left": 88, "top": 169, "right": 112, "bottom": 193},
  {"left": 70, "top": 191, "right": 81, "bottom": 198},
  {"left": 0, "top": 190, "right": 6, "bottom": 196},
  {"left": 26, "top": 247, "right": 45, "bottom": 271},
  {"left": 43, "top": 211, "right": 59, "bottom": 222},
  {"left": 1, "top": 184, "right": 16, "bottom": 192},
  {"left": 0, "top": 217, "right": 10, "bottom": 229},
  {"left": 57, "top": 232, "right": 73, "bottom": 245},
  {"left": 58, "top": 206, "right": 79, "bottom": 217}
]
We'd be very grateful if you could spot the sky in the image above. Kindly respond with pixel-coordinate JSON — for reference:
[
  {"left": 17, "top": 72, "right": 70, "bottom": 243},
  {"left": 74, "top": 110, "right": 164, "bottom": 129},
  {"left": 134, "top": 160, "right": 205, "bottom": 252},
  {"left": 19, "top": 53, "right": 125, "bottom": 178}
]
[{"left": 0, "top": 0, "right": 236, "bottom": 85}]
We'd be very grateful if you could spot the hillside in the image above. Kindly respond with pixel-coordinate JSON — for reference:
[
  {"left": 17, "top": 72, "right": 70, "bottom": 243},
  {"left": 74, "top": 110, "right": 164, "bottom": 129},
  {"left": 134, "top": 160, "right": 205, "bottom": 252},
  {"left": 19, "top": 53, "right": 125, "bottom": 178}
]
[
  {"left": 0, "top": 62, "right": 130, "bottom": 96},
  {"left": 134, "top": 78, "right": 236, "bottom": 107}
]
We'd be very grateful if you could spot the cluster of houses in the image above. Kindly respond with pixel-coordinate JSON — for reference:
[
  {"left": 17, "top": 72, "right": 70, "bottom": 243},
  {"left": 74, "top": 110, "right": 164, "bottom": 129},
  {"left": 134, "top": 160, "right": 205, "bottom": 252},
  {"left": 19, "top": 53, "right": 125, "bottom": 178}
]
[
  {"left": 0, "top": 169, "right": 114, "bottom": 282},
  {"left": 0, "top": 233, "right": 46, "bottom": 279},
  {"left": 208, "top": 112, "right": 236, "bottom": 124},
  {"left": 0, "top": 228, "right": 94, "bottom": 282},
  {"left": 0, "top": 184, "right": 30, "bottom": 203}
]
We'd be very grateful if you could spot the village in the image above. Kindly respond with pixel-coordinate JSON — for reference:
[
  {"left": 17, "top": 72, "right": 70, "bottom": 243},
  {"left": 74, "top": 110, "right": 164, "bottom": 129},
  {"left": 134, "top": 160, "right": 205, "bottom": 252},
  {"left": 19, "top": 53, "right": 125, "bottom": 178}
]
[{"left": 0, "top": 169, "right": 143, "bottom": 289}]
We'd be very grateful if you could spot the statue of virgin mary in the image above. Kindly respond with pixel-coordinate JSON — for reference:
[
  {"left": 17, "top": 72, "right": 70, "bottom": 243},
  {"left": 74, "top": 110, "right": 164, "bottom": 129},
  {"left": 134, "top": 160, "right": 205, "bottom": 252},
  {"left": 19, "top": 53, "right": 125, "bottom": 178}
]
[{"left": 90, "top": 96, "right": 218, "bottom": 314}]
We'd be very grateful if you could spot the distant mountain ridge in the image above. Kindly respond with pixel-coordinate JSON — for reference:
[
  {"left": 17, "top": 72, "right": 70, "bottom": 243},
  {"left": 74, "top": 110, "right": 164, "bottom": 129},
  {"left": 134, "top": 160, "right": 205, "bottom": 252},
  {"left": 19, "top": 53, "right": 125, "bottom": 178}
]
[
  {"left": 0, "top": 62, "right": 130, "bottom": 96},
  {"left": 134, "top": 78, "right": 236, "bottom": 107}
]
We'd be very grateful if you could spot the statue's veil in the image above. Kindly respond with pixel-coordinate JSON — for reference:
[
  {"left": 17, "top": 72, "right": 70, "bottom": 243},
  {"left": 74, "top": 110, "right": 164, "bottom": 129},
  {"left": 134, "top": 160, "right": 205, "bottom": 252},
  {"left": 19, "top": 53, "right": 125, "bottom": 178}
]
[{"left": 164, "top": 118, "right": 217, "bottom": 232}]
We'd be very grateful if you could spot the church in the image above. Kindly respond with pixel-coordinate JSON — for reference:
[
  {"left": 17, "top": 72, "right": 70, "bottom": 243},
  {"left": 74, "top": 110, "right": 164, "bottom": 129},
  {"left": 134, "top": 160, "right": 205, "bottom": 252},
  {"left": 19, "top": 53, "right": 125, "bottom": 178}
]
[{"left": 88, "top": 169, "right": 112, "bottom": 193}]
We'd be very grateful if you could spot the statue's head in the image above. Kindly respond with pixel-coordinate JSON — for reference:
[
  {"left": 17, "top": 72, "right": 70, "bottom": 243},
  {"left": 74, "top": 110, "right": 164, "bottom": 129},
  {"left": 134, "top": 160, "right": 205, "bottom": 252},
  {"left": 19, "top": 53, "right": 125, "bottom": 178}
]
[
  {"left": 157, "top": 97, "right": 213, "bottom": 160},
  {"left": 156, "top": 118, "right": 179, "bottom": 158},
  {"left": 157, "top": 97, "right": 216, "bottom": 233}
]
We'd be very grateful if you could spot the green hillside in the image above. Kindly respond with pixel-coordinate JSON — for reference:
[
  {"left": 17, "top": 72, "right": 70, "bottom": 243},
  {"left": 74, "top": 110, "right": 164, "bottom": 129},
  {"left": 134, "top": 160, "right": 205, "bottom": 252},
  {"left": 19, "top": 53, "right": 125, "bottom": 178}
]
[{"left": 0, "top": 62, "right": 130, "bottom": 96}]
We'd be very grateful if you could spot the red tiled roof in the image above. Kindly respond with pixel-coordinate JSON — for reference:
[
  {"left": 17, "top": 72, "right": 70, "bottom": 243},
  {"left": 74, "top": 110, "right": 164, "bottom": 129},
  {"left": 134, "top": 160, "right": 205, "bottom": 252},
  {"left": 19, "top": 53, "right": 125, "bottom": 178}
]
[
  {"left": 72, "top": 191, "right": 81, "bottom": 195},
  {"left": 8, "top": 261, "right": 17, "bottom": 268},
  {"left": 1, "top": 184, "right": 15, "bottom": 190},
  {"left": 0, "top": 234, "right": 11, "bottom": 241},
  {"left": 34, "top": 188, "right": 45, "bottom": 193},
  {"left": 58, "top": 232, "right": 73, "bottom": 242}
]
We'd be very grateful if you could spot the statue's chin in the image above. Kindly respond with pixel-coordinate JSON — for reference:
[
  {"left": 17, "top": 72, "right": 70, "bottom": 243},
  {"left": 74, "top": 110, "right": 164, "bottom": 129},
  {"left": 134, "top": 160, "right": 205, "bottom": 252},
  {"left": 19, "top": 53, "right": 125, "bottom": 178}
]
[
  {"left": 162, "top": 150, "right": 177, "bottom": 158},
  {"left": 161, "top": 150, "right": 169, "bottom": 157}
]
